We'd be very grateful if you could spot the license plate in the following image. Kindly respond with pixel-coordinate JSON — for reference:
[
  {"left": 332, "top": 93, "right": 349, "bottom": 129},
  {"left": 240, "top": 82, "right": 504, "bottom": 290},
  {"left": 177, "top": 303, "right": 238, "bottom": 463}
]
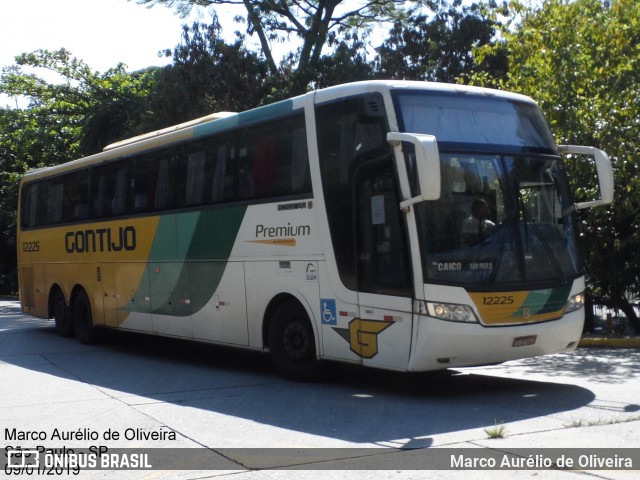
[{"left": 512, "top": 335, "right": 537, "bottom": 347}]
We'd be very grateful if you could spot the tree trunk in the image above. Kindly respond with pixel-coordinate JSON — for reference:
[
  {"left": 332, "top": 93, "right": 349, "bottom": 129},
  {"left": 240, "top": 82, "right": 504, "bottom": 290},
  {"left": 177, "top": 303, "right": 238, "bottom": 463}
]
[
  {"left": 583, "top": 294, "right": 595, "bottom": 334},
  {"left": 617, "top": 298, "right": 640, "bottom": 334},
  {"left": 243, "top": 0, "right": 279, "bottom": 75}
]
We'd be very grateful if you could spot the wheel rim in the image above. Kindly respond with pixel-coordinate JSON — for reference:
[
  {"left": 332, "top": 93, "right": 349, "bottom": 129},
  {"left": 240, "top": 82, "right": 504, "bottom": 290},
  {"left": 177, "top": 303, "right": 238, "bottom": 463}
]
[{"left": 282, "top": 321, "right": 311, "bottom": 361}]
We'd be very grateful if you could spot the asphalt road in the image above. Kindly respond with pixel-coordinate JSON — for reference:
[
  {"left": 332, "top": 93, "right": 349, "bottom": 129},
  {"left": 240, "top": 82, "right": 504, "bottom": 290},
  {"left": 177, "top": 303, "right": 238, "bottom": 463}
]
[{"left": 1, "top": 299, "right": 638, "bottom": 479}]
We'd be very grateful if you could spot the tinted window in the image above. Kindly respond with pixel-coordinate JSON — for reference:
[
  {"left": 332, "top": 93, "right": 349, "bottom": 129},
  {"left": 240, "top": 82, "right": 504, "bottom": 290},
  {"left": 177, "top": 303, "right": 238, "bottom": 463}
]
[
  {"left": 415, "top": 153, "right": 582, "bottom": 288},
  {"left": 92, "top": 161, "right": 129, "bottom": 218},
  {"left": 21, "top": 112, "right": 311, "bottom": 228},
  {"left": 316, "top": 94, "right": 393, "bottom": 291},
  {"left": 237, "top": 116, "right": 310, "bottom": 200}
]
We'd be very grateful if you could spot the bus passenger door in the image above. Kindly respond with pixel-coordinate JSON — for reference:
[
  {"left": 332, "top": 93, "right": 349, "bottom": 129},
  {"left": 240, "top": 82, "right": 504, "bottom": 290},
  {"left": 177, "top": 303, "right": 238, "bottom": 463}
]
[
  {"left": 314, "top": 93, "right": 413, "bottom": 369},
  {"left": 353, "top": 160, "right": 414, "bottom": 370}
]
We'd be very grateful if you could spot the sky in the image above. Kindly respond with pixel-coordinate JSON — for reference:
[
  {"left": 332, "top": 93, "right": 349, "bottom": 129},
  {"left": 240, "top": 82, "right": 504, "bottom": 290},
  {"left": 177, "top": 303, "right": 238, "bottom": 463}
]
[{"left": 1, "top": 0, "right": 205, "bottom": 73}]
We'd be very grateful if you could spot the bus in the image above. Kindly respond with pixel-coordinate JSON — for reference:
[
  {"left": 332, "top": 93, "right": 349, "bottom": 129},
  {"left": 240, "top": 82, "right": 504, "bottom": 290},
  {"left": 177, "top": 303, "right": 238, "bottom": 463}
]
[{"left": 17, "top": 80, "right": 613, "bottom": 380}]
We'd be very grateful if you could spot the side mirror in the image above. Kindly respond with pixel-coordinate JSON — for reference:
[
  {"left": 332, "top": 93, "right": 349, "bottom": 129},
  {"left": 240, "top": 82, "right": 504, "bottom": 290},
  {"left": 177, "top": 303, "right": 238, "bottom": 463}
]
[
  {"left": 387, "top": 132, "right": 441, "bottom": 209},
  {"left": 558, "top": 145, "right": 614, "bottom": 209}
]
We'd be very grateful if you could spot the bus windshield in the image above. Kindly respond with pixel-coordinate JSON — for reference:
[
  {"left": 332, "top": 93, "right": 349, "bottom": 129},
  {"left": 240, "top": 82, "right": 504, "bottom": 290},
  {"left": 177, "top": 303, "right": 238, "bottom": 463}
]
[
  {"left": 393, "top": 91, "right": 582, "bottom": 289},
  {"left": 414, "top": 153, "right": 582, "bottom": 289}
]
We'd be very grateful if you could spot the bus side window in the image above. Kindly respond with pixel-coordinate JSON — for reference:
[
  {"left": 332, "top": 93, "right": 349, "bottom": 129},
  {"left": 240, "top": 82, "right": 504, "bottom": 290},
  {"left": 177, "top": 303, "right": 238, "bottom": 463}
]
[
  {"left": 257, "top": 117, "right": 310, "bottom": 198},
  {"left": 290, "top": 126, "right": 310, "bottom": 193},
  {"left": 185, "top": 150, "right": 206, "bottom": 206},
  {"left": 154, "top": 157, "right": 171, "bottom": 210},
  {"left": 211, "top": 143, "right": 233, "bottom": 203},
  {"left": 92, "top": 163, "right": 127, "bottom": 219},
  {"left": 155, "top": 152, "right": 181, "bottom": 210},
  {"left": 237, "top": 146, "right": 254, "bottom": 200},
  {"left": 252, "top": 134, "right": 276, "bottom": 198},
  {"left": 236, "top": 113, "right": 310, "bottom": 201},
  {"left": 132, "top": 156, "right": 152, "bottom": 212},
  {"left": 44, "top": 180, "right": 64, "bottom": 225},
  {"left": 93, "top": 171, "right": 110, "bottom": 218},
  {"left": 21, "top": 183, "right": 40, "bottom": 228},
  {"left": 272, "top": 119, "right": 310, "bottom": 196},
  {"left": 111, "top": 165, "right": 129, "bottom": 216}
]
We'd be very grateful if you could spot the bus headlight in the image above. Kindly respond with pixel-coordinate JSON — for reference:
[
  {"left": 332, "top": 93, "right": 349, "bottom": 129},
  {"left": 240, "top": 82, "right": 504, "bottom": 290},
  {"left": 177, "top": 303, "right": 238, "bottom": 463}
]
[
  {"left": 565, "top": 293, "right": 585, "bottom": 313},
  {"left": 422, "top": 301, "right": 478, "bottom": 323}
]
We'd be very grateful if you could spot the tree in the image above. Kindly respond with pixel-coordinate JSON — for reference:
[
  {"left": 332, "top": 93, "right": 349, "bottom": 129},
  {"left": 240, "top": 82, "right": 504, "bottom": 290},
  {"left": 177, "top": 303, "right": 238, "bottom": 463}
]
[
  {"left": 132, "top": 0, "right": 414, "bottom": 93},
  {"left": 314, "top": 31, "right": 375, "bottom": 88},
  {"left": 0, "top": 108, "right": 37, "bottom": 294},
  {"left": 79, "top": 67, "right": 157, "bottom": 154},
  {"left": 149, "top": 15, "right": 274, "bottom": 127},
  {"left": 472, "top": 0, "right": 640, "bottom": 332},
  {"left": 375, "top": 0, "right": 508, "bottom": 83},
  {"left": 1, "top": 49, "right": 157, "bottom": 156},
  {"left": 0, "top": 50, "right": 156, "bottom": 294}
]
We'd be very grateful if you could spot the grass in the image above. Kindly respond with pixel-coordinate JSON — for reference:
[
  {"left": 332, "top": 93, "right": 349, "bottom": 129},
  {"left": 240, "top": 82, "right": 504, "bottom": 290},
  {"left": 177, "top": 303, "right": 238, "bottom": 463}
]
[
  {"left": 484, "top": 421, "right": 506, "bottom": 439},
  {"left": 565, "top": 414, "right": 640, "bottom": 428}
]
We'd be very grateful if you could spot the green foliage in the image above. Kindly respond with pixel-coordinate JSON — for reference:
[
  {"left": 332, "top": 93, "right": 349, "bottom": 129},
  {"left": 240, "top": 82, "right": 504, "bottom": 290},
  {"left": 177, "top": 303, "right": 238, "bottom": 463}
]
[
  {"left": 375, "top": 0, "right": 509, "bottom": 83},
  {"left": 472, "top": 0, "right": 640, "bottom": 331},
  {"left": 0, "top": 50, "right": 156, "bottom": 293},
  {"left": 1, "top": 49, "right": 157, "bottom": 156},
  {"left": 149, "top": 15, "right": 275, "bottom": 127},
  {"left": 133, "top": 0, "right": 415, "bottom": 93},
  {"left": 0, "top": 109, "right": 27, "bottom": 293},
  {"left": 314, "top": 31, "right": 376, "bottom": 88}
]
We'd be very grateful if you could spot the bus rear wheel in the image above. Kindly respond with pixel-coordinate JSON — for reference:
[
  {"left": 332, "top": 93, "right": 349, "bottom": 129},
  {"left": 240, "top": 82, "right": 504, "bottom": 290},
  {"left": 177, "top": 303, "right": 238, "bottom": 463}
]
[
  {"left": 53, "top": 289, "right": 73, "bottom": 338},
  {"left": 268, "top": 301, "right": 323, "bottom": 381},
  {"left": 72, "top": 290, "right": 100, "bottom": 344}
]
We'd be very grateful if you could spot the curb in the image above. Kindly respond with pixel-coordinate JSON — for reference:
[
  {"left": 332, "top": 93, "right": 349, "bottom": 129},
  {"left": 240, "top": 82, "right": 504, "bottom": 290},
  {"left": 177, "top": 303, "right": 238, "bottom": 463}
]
[{"left": 579, "top": 337, "right": 640, "bottom": 348}]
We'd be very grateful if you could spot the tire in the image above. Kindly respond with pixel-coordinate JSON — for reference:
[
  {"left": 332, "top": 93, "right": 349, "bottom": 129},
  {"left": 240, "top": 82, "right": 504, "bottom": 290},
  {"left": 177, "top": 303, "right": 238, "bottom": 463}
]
[
  {"left": 72, "top": 290, "right": 101, "bottom": 344},
  {"left": 53, "top": 289, "right": 74, "bottom": 338},
  {"left": 268, "top": 301, "right": 323, "bottom": 381}
]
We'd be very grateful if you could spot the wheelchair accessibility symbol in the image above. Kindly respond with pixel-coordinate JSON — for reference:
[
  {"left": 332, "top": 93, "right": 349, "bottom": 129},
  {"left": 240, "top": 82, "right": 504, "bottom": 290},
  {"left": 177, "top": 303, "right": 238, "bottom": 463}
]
[{"left": 321, "top": 298, "right": 337, "bottom": 325}]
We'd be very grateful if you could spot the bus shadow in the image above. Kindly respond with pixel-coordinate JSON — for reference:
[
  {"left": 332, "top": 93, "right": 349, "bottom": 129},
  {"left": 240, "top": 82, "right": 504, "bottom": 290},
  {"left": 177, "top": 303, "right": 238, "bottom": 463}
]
[{"left": 1, "top": 313, "right": 599, "bottom": 448}]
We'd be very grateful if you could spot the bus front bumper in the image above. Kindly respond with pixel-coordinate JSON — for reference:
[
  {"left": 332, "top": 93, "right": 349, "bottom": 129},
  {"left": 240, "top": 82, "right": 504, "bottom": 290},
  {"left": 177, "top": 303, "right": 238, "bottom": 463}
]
[{"left": 407, "top": 310, "right": 584, "bottom": 372}]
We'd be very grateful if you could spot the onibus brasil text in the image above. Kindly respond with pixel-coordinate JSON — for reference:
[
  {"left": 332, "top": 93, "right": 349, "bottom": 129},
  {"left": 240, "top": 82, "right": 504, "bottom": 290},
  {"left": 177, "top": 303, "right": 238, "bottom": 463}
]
[{"left": 5, "top": 446, "right": 151, "bottom": 475}]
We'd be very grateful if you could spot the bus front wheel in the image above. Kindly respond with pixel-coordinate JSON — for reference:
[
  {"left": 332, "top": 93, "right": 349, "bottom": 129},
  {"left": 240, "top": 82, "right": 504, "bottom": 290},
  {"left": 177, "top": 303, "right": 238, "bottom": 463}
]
[
  {"left": 268, "top": 301, "right": 323, "bottom": 381},
  {"left": 72, "top": 290, "right": 100, "bottom": 344},
  {"left": 53, "top": 289, "right": 73, "bottom": 338}
]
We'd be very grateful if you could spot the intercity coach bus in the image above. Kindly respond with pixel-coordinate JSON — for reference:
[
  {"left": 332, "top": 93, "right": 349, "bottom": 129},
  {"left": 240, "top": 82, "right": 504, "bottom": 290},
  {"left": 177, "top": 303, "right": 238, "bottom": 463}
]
[{"left": 17, "top": 81, "right": 613, "bottom": 379}]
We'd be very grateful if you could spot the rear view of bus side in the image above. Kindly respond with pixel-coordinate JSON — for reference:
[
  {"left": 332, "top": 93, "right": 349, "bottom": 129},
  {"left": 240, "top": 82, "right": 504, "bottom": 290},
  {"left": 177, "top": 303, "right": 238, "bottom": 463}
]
[{"left": 17, "top": 81, "right": 613, "bottom": 379}]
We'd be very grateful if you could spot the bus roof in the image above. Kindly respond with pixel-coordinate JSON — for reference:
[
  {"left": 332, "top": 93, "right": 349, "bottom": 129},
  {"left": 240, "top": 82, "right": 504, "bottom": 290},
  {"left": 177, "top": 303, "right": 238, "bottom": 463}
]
[
  {"left": 21, "top": 80, "right": 538, "bottom": 182},
  {"left": 102, "top": 111, "right": 237, "bottom": 151},
  {"left": 312, "top": 80, "right": 536, "bottom": 105}
]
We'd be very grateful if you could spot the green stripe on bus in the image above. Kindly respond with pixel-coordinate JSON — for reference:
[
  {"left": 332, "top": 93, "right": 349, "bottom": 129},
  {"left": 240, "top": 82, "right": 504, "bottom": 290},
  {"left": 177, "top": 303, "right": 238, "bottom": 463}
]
[
  {"left": 193, "top": 100, "right": 294, "bottom": 138},
  {"left": 124, "top": 206, "right": 247, "bottom": 317},
  {"left": 541, "top": 284, "right": 572, "bottom": 313},
  {"left": 512, "top": 284, "right": 571, "bottom": 318}
]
